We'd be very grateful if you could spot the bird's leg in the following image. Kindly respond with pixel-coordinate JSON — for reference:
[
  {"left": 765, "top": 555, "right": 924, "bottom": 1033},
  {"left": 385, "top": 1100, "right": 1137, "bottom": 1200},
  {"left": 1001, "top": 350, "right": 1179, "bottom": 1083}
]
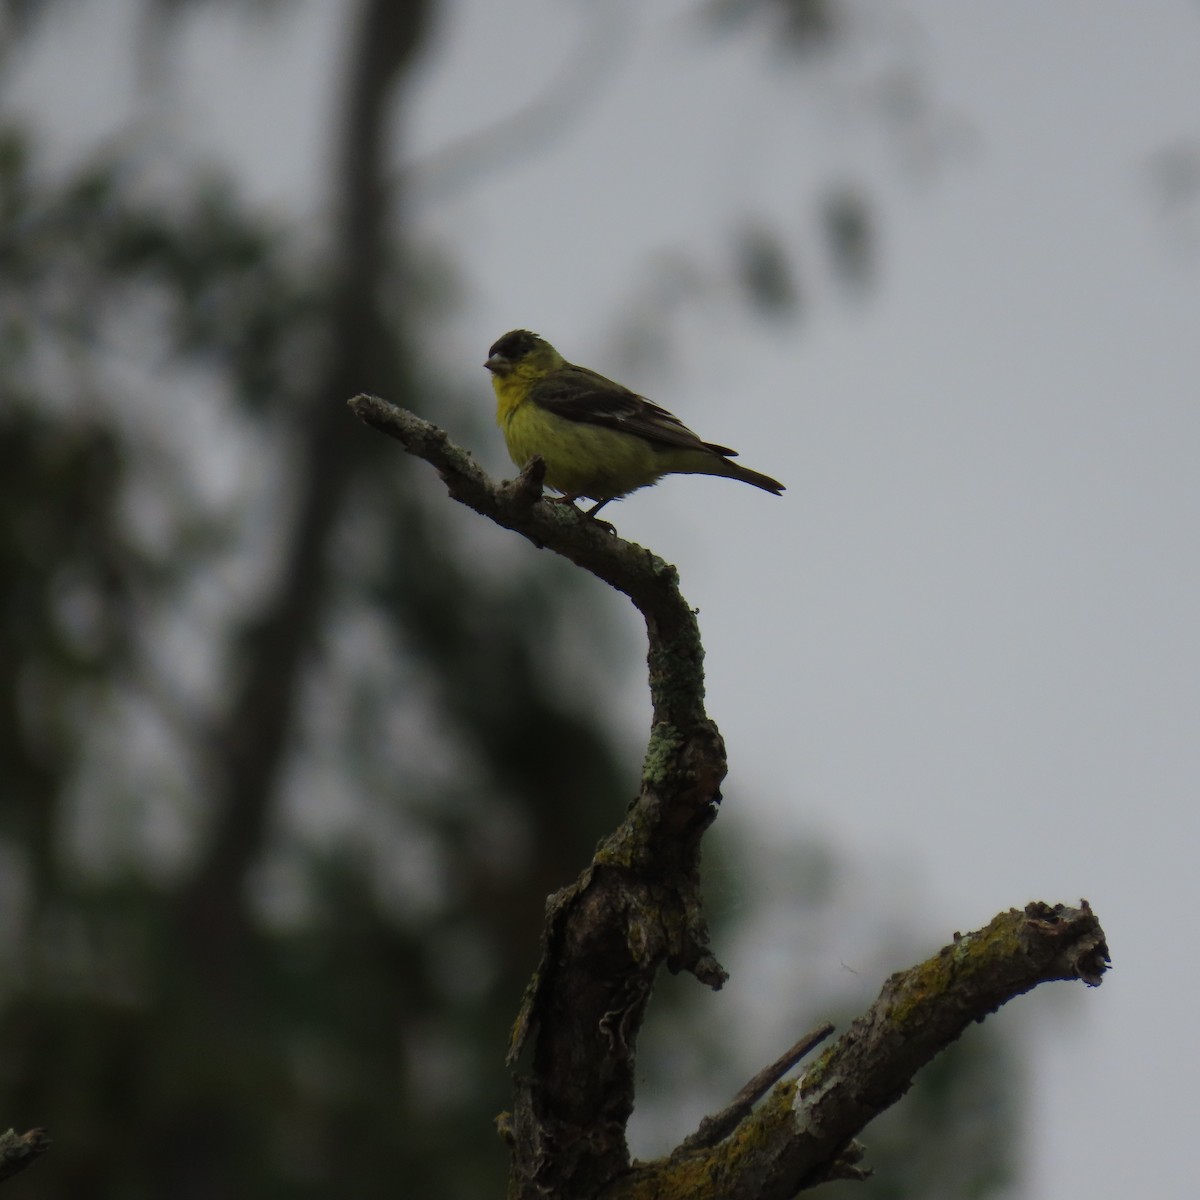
[
  {"left": 542, "top": 494, "right": 617, "bottom": 533},
  {"left": 580, "top": 498, "right": 618, "bottom": 534},
  {"left": 544, "top": 494, "right": 617, "bottom": 533}
]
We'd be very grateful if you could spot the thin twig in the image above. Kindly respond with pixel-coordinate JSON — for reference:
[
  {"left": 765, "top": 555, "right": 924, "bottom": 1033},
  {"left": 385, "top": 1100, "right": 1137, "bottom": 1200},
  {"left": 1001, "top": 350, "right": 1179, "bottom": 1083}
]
[{"left": 681, "top": 1021, "right": 836, "bottom": 1152}]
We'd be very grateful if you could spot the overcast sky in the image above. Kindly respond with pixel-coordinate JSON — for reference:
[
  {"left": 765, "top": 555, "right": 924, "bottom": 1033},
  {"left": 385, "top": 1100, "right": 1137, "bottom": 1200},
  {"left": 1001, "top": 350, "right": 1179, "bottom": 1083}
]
[{"left": 12, "top": 2, "right": 1200, "bottom": 1197}]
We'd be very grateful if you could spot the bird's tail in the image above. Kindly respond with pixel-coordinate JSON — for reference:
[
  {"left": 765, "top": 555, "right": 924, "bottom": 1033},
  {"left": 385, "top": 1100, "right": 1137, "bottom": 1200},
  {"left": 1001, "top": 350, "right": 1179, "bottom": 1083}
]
[
  {"left": 714, "top": 456, "right": 785, "bottom": 495},
  {"left": 668, "top": 442, "right": 785, "bottom": 494}
]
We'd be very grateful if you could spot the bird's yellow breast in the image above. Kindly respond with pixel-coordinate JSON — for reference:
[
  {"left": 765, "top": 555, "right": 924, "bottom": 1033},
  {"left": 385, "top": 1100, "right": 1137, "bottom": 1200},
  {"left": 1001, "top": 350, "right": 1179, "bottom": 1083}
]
[
  {"left": 490, "top": 367, "right": 532, "bottom": 428},
  {"left": 492, "top": 373, "right": 667, "bottom": 501}
]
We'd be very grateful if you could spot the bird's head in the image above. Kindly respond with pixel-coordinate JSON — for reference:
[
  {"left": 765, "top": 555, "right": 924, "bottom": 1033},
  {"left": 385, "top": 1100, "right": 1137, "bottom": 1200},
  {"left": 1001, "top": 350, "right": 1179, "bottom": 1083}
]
[{"left": 484, "top": 330, "right": 563, "bottom": 379}]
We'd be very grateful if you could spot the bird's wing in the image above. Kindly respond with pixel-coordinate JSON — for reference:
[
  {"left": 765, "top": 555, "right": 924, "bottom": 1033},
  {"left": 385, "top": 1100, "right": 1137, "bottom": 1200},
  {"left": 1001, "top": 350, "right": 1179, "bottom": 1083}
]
[{"left": 530, "top": 365, "right": 737, "bottom": 457}]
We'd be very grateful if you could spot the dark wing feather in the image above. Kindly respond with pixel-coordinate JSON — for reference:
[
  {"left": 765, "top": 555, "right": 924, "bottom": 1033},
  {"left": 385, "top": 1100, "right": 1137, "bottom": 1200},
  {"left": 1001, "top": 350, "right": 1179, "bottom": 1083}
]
[{"left": 529, "top": 365, "right": 737, "bottom": 457}]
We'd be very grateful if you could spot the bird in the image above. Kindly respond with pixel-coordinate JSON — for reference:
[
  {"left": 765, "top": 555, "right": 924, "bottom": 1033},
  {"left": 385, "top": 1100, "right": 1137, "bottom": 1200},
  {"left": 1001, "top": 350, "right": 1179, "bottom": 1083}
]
[{"left": 484, "top": 329, "right": 784, "bottom": 518}]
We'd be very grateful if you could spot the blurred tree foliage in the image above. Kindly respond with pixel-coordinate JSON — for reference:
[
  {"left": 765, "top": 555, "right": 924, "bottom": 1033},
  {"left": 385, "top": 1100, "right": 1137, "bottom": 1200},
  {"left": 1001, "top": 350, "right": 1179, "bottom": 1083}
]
[{"left": 0, "top": 2, "right": 1013, "bottom": 1197}]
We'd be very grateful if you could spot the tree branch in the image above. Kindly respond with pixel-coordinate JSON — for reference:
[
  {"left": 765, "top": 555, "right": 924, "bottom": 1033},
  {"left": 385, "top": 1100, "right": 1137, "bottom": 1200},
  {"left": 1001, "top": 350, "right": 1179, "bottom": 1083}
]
[
  {"left": 0, "top": 1127, "right": 49, "bottom": 1185},
  {"left": 348, "top": 395, "right": 709, "bottom": 731},
  {"left": 350, "top": 396, "right": 726, "bottom": 1195},
  {"left": 348, "top": 398, "right": 1111, "bottom": 1200},
  {"left": 680, "top": 1022, "right": 836, "bottom": 1153},
  {"left": 605, "top": 901, "right": 1109, "bottom": 1199},
  {"left": 176, "top": 0, "right": 434, "bottom": 969}
]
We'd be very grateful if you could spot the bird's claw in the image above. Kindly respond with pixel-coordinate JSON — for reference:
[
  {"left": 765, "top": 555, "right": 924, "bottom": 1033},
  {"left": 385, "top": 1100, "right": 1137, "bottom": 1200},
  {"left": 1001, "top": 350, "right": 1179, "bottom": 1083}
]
[{"left": 546, "top": 495, "right": 617, "bottom": 535}]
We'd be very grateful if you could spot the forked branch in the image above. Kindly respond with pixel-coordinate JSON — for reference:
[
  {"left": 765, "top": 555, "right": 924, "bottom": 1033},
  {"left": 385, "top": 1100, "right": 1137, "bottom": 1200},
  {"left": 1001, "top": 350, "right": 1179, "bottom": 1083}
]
[
  {"left": 349, "top": 396, "right": 1110, "bottom": 1200},
  {"left": 606, "top": 901, "right": 1109, "bottom": 1200}
]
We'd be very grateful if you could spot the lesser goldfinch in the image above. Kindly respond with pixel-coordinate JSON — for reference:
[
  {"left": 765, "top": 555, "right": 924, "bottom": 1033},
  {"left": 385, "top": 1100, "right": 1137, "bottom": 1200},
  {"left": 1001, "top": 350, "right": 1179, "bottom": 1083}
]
[{"left": 484, "top": 330, "right": 784, "bottom": 516}]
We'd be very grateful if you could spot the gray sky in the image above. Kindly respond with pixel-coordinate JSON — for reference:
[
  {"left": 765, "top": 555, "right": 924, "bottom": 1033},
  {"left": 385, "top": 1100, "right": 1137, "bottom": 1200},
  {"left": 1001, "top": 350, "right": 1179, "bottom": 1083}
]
[{"left": 13, "top": 1, "right": 1200, "bottom": 1196}]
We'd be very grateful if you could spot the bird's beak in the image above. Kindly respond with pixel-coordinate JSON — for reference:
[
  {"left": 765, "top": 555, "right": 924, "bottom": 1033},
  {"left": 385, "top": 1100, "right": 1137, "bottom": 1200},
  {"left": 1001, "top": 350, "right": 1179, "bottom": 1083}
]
[{"left": 484, "top": 353, "right": 507, "bottom": 375}]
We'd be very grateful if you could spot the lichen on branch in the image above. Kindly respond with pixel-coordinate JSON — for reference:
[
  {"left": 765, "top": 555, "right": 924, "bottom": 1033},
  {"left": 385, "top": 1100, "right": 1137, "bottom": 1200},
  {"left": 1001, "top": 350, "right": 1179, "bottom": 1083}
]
[{"left": 349, "top": 397, "right": 1111, "bottom": 1200}]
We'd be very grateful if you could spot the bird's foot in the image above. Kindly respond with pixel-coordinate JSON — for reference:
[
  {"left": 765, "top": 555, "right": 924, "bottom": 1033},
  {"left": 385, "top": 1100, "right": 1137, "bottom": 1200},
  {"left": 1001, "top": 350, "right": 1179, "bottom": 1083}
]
[{"left": 547, "top": 495, "right": 617, "bottom": 534}]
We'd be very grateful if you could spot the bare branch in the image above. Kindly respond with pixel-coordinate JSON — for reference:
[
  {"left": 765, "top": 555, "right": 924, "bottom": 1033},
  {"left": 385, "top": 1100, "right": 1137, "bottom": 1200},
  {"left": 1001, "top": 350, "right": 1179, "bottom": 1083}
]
[
  {"left": 349, "top": 398, "right": 1111, "bottom": 1200},
  {"left": 605, "top": 901, "right": 1110, "bottom": 1199},
  {"left": 0, "top": 1127, "right": 50, "bottom": 1185},
  {"left": 351, "top": 396, "right": 726, "bottom": 1196},
  {"left": 348, "top": 395, "right": 710, "bottom": 731}
]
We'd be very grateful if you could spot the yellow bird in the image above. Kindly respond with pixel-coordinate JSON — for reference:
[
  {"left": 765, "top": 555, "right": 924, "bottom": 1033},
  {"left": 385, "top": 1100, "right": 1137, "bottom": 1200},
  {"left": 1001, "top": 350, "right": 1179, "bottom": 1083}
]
[{"left": 484, "top": 330, "right": 784, "bottom": 517}]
